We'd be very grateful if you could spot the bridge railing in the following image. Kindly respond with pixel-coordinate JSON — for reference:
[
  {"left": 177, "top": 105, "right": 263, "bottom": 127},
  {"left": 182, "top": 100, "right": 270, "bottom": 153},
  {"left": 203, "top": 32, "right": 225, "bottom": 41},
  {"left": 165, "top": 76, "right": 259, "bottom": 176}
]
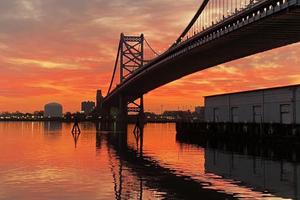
[{"left": 172, "top": 0, "right": 287, "bottom": 47}]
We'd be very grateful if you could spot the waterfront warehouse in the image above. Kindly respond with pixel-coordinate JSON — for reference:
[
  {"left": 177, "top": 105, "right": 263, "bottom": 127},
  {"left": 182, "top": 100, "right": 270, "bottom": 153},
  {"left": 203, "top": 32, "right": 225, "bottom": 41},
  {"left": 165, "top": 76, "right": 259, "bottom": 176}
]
[{"left": 205, "top": 84, "right": 300, "bottom": 124}]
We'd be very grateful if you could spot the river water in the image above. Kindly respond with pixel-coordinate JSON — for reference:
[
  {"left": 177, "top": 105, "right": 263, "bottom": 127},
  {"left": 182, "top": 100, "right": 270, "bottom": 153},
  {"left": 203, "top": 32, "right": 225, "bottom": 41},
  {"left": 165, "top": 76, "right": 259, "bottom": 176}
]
[{"left": 0, "top": 122, "right": 299, "bottom": 200}]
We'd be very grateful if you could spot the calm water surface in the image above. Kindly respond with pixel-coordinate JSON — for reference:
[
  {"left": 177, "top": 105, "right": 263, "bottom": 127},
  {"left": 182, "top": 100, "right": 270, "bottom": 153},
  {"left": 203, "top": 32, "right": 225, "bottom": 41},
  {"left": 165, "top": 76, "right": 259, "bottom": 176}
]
[{"left": 0, "top": 122, "right": 299, "bottom": 199}]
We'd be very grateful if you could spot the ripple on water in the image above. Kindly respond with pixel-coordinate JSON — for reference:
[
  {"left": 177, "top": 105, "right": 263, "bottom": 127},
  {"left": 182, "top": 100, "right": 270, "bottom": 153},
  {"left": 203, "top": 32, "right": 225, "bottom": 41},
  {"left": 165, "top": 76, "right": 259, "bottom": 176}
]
[{"left": 0, "top": 122, "right": 298, "bottom": 200}]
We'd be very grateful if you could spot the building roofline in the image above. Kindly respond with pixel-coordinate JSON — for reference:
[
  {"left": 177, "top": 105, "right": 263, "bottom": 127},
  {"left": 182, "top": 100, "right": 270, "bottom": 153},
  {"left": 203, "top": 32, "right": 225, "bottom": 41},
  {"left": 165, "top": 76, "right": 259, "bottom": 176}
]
[
  {"left": 45, "top": 102, "right": 62, "bottom": 106},
  {"left": 205, "top": 83, "right": 300, "bottom": 98}
]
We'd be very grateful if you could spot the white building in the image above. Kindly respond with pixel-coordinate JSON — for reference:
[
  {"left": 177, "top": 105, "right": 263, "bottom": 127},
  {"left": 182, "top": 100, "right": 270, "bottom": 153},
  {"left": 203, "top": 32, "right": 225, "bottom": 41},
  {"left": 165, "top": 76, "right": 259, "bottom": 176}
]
[
  {"left": 44, "top": 102, "right": 63, "bottom": 118},
  {"left": 205, "top": 84, "right": 300, "bottom": 124}
]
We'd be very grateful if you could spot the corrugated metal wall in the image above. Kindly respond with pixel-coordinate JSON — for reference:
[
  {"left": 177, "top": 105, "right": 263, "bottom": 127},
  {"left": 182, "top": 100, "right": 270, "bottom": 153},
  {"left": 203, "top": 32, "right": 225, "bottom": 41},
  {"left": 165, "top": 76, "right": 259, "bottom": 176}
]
[{"left": 205, "top": 86, "right": 300, "bottom": 124}]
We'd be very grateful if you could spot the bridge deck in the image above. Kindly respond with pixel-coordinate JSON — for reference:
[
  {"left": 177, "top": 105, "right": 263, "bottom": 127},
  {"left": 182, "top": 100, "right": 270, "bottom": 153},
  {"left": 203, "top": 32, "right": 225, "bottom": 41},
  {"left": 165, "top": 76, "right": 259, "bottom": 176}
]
[{"left": 104, "top": 0, "right": 300, "bottom": 107}]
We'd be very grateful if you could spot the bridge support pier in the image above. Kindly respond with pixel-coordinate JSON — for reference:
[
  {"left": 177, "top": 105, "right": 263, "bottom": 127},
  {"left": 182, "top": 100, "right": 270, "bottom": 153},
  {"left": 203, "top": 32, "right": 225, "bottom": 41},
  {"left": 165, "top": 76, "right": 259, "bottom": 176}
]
[
  {"left": 110, "top": 94, "right": 145, "bottom": 128},
  {"left": 116, "top": 95, "right": 128, "bottom": 131},
  {"left": 128, "top": 96, "right": 145, "bottom": 125}
]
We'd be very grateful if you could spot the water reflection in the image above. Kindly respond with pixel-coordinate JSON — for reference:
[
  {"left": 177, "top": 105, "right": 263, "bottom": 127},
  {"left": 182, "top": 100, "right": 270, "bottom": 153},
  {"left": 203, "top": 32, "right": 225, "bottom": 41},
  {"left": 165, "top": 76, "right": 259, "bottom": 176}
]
[
  {"left": 94, "top": 124, "right": 151, "bottom": 200},
  {"left": 1, "top": 121, "right": 299, "bottom": 200},
  {"left": 96, "top": 131, "right": 103, "bottom": 151},
  {"left": 107, "top": 143, "right": 123, "bottom": 200},
  {"left": 99, "top": 123, "right": 235, "bottom": 200},
  {"left": 177, "top": 132, "right": 300, "bottom": 199},
  {"left": 70, "top": 120, "right": 81, "bottom": 148},
  {"left": 133, "top": 124, "right": 144, "bottom": 157},
  {"left": 71, "top": 132, "right": 80, "bottom": 148},
  {"left": 205, "top": 148, "right": 300, "bottom": 199},
  {"left": 44, "top": 121, "right": 62, "bottom": 132}
]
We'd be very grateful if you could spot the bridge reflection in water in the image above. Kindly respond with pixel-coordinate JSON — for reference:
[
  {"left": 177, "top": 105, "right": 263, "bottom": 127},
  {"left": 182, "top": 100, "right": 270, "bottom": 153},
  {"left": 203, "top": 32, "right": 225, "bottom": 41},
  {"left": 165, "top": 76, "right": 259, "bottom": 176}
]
[
  {"left": 1, "top": 122, "right": 299, "bottom": 199},
  {"left": 95, "top": 122, "right": 300, "bottom": 199},
  {"left": 96, "top": 123, "right": 234, "bottom": 199}
]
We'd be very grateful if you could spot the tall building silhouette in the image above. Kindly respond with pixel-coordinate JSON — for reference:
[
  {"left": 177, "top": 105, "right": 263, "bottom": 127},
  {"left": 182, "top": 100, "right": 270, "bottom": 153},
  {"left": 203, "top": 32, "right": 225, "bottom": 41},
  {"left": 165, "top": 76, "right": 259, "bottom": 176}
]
[{"left": 96, "top": 90, "right": 104, "bottom": 110}]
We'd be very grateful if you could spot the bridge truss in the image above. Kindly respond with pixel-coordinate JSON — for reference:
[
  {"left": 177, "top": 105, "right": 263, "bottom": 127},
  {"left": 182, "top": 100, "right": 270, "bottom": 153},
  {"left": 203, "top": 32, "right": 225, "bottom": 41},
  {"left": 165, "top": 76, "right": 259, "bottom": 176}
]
[
  {"left": 107, "top": 33, "right": 156, "bottom": 118},
  {"left": 120, "top": 34, "right": 144, "bottom": 116},
  {"left": 104, "top": 0, "right": 300, "bottom": 121}
]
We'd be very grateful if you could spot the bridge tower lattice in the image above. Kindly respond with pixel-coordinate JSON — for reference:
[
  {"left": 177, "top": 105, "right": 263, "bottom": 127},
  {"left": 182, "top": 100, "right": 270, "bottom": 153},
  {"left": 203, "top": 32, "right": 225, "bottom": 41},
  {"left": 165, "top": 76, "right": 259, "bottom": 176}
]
[{"left": 119, "top": 33, "right": 145, "bottom": 119}]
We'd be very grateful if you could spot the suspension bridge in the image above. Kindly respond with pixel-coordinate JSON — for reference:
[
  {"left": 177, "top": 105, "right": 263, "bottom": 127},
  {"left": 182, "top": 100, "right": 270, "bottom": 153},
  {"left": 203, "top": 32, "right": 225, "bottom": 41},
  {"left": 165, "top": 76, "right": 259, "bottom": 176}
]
[{"left": 101, "top": 0, "right": 300, "bottom": 122}]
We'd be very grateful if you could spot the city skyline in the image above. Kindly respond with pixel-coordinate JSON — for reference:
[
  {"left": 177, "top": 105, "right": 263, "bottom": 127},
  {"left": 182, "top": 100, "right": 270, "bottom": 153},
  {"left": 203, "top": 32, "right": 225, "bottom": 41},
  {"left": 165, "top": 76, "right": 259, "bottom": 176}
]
[{"left": 1, "top": 0, "right": 300, "bottom": 113}]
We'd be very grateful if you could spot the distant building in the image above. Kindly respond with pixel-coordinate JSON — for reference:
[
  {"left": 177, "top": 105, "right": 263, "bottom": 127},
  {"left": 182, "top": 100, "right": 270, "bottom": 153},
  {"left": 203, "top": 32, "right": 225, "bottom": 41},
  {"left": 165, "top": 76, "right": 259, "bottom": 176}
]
[
  {"left": 44, "top": 102, "right": 63, "bottom": 118},
  {"left": 96, "top": 90, "right": 104, "bottom": 109},
  {"left": 81, "top": 101, "right": 95, "bottom": 114},
  {"left": 162, "top": 110, "right": 192, "bottom": 120},
  {"left": 205, "top": 84, "right": 300, "bottom": 124}
]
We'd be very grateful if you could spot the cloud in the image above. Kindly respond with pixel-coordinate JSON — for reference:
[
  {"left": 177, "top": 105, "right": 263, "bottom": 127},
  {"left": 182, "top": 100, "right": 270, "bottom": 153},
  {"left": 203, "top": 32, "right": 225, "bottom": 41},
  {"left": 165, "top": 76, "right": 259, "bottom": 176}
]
[
  {"left": 0, "top": 43, "right": 8, "bottom": 50},
  {"left": 1, "top": 0, "right": 300, "bottom": 112},
  {"left": 5, "top": 58, "right": 84, "bottom": 70}
]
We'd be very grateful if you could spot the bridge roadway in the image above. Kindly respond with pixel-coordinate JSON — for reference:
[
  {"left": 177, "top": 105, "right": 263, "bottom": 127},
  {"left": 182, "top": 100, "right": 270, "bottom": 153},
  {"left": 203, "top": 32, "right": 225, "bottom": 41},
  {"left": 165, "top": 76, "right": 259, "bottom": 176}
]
[{"left": 103, "top": 0, "right": 300, "bottom": 108}]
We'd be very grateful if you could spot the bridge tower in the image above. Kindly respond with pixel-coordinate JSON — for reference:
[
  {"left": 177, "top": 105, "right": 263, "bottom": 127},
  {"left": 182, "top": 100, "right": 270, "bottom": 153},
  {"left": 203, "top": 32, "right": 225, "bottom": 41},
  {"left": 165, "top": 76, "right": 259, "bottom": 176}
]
[
  {"left": 120, "top": 33, "right": 144, "bottom": 83},
  {"left": 118, "top": 33, "right": 145, "bottom": 125}
]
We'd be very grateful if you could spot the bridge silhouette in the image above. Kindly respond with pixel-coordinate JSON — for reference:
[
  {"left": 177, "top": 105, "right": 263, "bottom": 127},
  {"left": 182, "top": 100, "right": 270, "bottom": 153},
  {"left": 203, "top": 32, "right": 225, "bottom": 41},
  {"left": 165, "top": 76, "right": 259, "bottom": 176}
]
[{"left": 101, "top": 0, "right": 300, "bottom": 123}]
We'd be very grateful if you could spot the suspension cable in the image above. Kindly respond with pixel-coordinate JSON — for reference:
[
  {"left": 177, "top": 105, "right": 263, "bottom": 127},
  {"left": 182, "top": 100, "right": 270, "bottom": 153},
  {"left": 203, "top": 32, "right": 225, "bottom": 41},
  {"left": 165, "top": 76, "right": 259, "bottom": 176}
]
[
  {"left": 172, "top": 0, "right": 210, "bottom": 47},
  {"left": 144, "top": 38, "right": 160, "bottom": 56},
  {"left": 107, "top": 40, "right": 122, "bottom": 96}
]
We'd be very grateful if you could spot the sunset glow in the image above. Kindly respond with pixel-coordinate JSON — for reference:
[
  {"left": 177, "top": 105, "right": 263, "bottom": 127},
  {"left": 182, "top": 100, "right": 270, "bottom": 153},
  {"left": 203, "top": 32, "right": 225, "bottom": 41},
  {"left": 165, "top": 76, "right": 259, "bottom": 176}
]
[{"left": 1, "top": 0, "right": 300, "bottom": 113}]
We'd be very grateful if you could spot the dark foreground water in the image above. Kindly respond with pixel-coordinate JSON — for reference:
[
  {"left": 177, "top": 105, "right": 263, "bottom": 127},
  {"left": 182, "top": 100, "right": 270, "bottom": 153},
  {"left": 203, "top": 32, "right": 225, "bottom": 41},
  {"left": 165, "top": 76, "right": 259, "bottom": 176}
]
[{"left": 0, "top": 122, "right": 299, "bottom": 200}]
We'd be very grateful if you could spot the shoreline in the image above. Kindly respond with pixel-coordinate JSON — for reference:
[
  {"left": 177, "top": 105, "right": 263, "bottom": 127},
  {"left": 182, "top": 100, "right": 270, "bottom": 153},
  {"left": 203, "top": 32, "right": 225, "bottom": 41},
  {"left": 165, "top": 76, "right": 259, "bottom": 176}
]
[{"left": 0, "top": 119, "right": 178, "bottom": 123}]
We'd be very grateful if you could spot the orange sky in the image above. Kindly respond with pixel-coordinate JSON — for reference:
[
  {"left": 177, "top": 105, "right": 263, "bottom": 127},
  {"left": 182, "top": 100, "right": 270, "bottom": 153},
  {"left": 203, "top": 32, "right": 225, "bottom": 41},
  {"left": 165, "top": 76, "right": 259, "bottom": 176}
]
[{"left": 1, "top": 0, "right": 300, "bottom": 113}]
